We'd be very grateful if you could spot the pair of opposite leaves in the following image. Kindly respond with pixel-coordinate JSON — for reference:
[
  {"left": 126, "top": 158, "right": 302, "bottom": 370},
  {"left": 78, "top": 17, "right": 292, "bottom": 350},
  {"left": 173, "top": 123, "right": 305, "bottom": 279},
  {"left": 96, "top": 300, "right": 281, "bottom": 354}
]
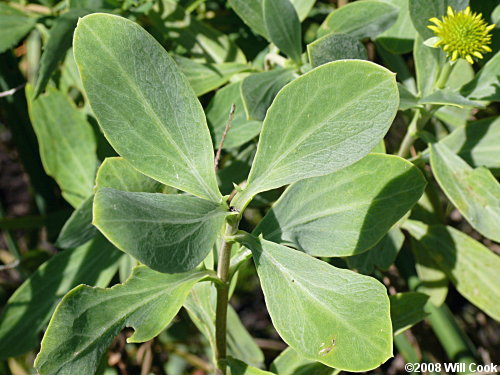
[
  {"left": 63, "top": 12, "right": 406, "bottom": 373},
  {"left": 75, "top": 13, "right": 401, "bottom": 274}
]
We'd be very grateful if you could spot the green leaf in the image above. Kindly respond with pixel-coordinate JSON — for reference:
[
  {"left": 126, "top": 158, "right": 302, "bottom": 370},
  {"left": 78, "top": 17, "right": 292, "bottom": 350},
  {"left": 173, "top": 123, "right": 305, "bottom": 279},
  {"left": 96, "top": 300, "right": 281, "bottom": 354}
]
[
  {"left": 347, "top": 227, "right": 405, "bottom": 274},
  {"left": 34, "top": 266, "right": 208, "bottom": 375},
  {"left": 263, "top": 0, "right": 302, "bottom": 63},
  {"left": 206, "top": 82, "right": 262, "bottom": 150},
  {"left": 289, "top": 0, "right": 315, "bottom": 21},
  {"left": 228, "top": 0, "right": 268, "bottom": 39},
  {"left": 307, "top": 33, "right": 367, "bottom": 68},
  {"left": 440, "top": 117, "right": 500, "bottom": 174},
  {"left": 398, "top": 82, "right": 421, "bottom": 110},
  {"left": 94, "top": 188, "right": 228, "bottom": 273},
  {"left": 174, "top": 55, "right": 250, "bottom": 96},
  {"left": 419, "top": 90, "right": 482, "bottom": 107},
  {"left": 318, "top": 0, "right": 399, "bottom": 39},
  {"left": 390, "top": 292, "right": 429, "bottom": 335},
  {"left": 56, "top": 195, "right": 97, "bottom": 249},
  {"left": 241, "top": 68, "right": 296, "bottom": 121},
  {"left": 0, "top": 235, "right": 122, "bottom": 360},
  {"left": 238, "top": 235, "right": 393, "bottom": 371},
  {"left": 255, "top": 154, "right": 425, "bottom": 257},
  {"left": 408, "top": 0, "right": 469, "bottom": 40},
  {"left": 410, "top": 236, "right": 448, "bottom": 306},
  {"left": 0, "top": 3, "right": 36, "bottom": 53},
  {"left": 26, "top": 85, "right": 97, "bottom": 208},
  {"left": 226, "top": 357, "right": 274, "bottom": 375},
  {"left": 430, "top": 143, "right": 500, "bottom": 242},
  {"left": 376, "top": 0, "right": 416, "bottom": 54},
  {"left": 413, "top": 35, "right": 440, "bottom": 97},
  {"left": 73, "top": 14, "right": 221, "bottom": 202},
  {"left": 232, "top": 60, "right": 399, "bottom": 209},
  {"left": 461, "top": 51, "right": 500, "bottom": 101},
  {"left": 184, "top": 283, "right": 264, "bottom": 367},
  {"left": 403, "top": 220, "right": 500, "bottom": 321},
  {"left": 270, "top": 347, "right": 336, "bottom": 375},
  {"left": 95, "top": 157, "right": 165, "bottom": 193},
  {"left": 34, "top": 9, "right": 89, "bottom": 97}
]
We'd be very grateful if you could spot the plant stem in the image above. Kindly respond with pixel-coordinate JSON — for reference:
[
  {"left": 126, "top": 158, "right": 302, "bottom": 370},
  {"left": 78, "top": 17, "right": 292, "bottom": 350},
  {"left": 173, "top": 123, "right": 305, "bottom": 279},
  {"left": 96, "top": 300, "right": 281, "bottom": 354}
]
[
  {"left": 425, "top": 303, "right": 477, "bottom": 372},
  {"left": 435, "top": 62, "right": 454, "bottom": 90},
  {"left": 214, "top": 219, "right": 239, "bottom": 375},
  {"left": 398, "top": 110, "right": 421, "bottom": 158}
]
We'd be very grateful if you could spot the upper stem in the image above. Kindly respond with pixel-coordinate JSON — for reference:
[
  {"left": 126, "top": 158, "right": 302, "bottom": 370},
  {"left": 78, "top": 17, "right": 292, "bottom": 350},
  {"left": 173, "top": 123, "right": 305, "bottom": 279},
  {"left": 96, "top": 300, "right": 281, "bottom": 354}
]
[{"left": 214, "top": 218, "right": 240, "bottom": 375}]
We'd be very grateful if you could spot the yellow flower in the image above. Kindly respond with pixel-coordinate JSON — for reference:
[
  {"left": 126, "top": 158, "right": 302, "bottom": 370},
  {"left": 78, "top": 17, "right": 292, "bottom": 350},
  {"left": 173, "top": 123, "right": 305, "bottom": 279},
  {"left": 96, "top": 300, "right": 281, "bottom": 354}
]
[{"left": 428, "top": 6, "right": 495, "bottom": 64}]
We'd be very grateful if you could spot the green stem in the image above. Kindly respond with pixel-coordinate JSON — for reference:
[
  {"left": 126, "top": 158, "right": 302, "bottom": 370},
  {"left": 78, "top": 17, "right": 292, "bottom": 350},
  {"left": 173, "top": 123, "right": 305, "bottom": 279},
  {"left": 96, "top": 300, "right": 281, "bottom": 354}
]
[
  {"left": 425, "top": 303, "right": 477, "bottom": 372},
  {"left": 398, "top": 109, "right": 421, "bottom": 158},
  {"left": 435, "top": 62, "right": 454, "bottom": 90},
  {"left": 214, "top": 219, "right": 239, "bottom": 375}
]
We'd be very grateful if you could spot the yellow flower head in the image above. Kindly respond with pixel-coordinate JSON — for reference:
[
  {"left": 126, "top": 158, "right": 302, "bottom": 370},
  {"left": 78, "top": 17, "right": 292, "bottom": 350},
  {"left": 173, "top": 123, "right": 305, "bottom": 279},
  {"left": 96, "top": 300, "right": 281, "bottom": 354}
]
[{"left": 428, "top": 6, "right": 495, "bottom": 64}]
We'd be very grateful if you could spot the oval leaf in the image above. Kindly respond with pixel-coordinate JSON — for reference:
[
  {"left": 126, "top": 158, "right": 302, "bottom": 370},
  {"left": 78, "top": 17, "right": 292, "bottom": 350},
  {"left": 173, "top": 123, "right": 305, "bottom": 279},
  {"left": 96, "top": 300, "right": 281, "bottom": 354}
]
[
  {"left": 430, "top": 143, "right": 500, "bottom": 242},
  {"left": 94, "top": 188, "right": 228, "bottom": 273},
  {"left": 27, "top": 85, "right": 97, "bottom": 208},
  {"left": 73, "top": 14, "right": 221, "bottom": 202},
  {"left": 404, "top": 220, "right": 500, "bottom": 321},
  {"left": 307, "top": 33, "right": 367, "bottom": 68},
  {"left": 35, "top": 266, "right": 208, "bottom": 375},
  {"left": 318, "top": 0, "right": 399, "bottom": 39},
  {"left": 238, "top": 235, "right": 393, "bottom": 371},
  {"left": 232, "top": 60, "right": 398, "bottom": 209},
  {"left": 263, "top": 0, "right": 302, "bottom": 63},
  {"left": 255, "top": 154, "right": 425, "bottom": 256}
]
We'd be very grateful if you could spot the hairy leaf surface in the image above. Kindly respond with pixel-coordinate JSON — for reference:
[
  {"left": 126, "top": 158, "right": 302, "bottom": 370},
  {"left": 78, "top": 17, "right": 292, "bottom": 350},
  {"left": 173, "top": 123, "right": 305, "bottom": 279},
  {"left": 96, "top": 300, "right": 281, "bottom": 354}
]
[
  {"left": 73, "top": 14, "right": 221, "bottom": 202},
  {"left": 239, "top": 235, "right": 393, "bottom": 371},
  {"left": 255, "top": 154, "right": 425, "bottom": 256},
  {"left": 233, "top": 61, "right": 399, "bottom": 209},
  {"left": 94, "top": 188, "right": 228, "bottom": 273},
  {"left": 430, "top": 143, "right": 500, "bottom": 242},
  {"left": 35, "top": 266, "right": 208, "bottom": 375},
  {"left": 318, "top": 1, "right": 398, "bottom": 39}
]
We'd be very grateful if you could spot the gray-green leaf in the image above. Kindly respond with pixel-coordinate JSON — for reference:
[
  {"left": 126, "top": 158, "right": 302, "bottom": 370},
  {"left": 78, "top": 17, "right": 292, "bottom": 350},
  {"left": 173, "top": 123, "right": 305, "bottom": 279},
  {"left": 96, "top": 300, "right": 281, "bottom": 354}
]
[
  {"left": 35, "top": 266, "right": 208, "bottom": 375},
  {"left": 241, "top": 68, "right": 296, "bottom": 121},
  {"left": 0, "top": 235, "right": 122, "bottom": 360},
  {"left": 263, "top": 0, "right": 302, "bottom": 64},
  {"left": 347, "top": 227, "right": 405, "bottom": 274},
  {"left": 94, "top": 188, "right": 228, "bottom": 273},
  {"left": 232, "top": 60, "right": 399, "bottom": 210},
  {"left": 390, "top": 292, "right": 429, "bottom": 335},
  {"left": 318, "top": 0, "right": 399, "bottom": 40},
  {"left": 403, "top": 220, "right": 500, "bottom": 321},
  {"left": 73, "top": 14, "right": 221, "bottom": 202},
  {"left": 238, "top": 235, "right": 393, "bottom": 371},
  {"left": 174, "top": 55, "right": 250, "bottom": 96},
  {"left": 430, "top": 143, "right": 500, "bottom": 242},
  {"left": 255, "top": 154, "right": 425, "bottom": 256},
  {"left": 56, "top": 195, "right": 97, "bottom": 249},
  {"left": 307, "top": 33, "right": 367, "bottom": 68},
  {"left": 26, "top": 85, "right": 97, "bottom": 208},
  {"left": 0, "top": 3, "right": 36, "bottom": 53},
  {"left": 95, "top": 157, "right": 165, "bottom": 193}
]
